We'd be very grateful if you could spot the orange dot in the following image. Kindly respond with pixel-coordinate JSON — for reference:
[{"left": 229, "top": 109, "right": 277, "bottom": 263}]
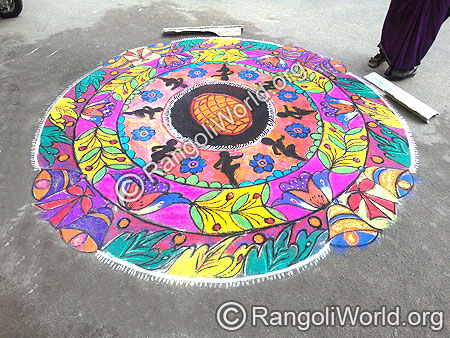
[
  {"left": 329, "top": 76, "right": 336, "bottom": 80},
  {"left": 351, "top": 95, "right": 359, "bottom": 100},
  {"left": 371, "top": 156, "right": 384, "bottom": 164},
  {"left": 65, "top": 121, "right": 74, "bottom": 127},
  {"left": 77, "top": 98, "right": 86, "bottom": 103},
  {"left": 397, "top": 179, "right": 411, "bottom": 190},
  {"left": 272, "top": 51, "right": 280, "bottom": 55},
  {"left": 172, "top": 234, "right": 186, "bottom": 245},
  {"left": 57, "top": 154, "right": 69, "bottom": 162},
  {"left": 107, "top": 59, "right": 116, "bottom": 63},
  {"left": 110, "top": 70, "right": 118, "bottom": 75},
  {"left": 253, "top": 233, "right": 265, "bottom": 244},
  {"left": 118, "top": 218, "right": 130, "bottom": 228},
  {"left": 344, "top": 231, "right": 359, "bottom": 246},
  {"left": 308, "top": 216, "right": 322, "bottom": 228},
  {"left": 367, "top": 121, "right": 378, "bottom": 128}
]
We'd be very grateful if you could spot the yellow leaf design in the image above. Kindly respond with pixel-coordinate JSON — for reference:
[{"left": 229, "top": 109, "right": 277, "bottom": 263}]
[
  {"left": 318, "top": 121, "right": 368, "bottom": 173},
  {"left": 289, "top": 68, "right": 333, "bottom": 93},
  {"left": 188, "top": 48, "right": 248, "bottom": 63},
  {"left": 205, "top": 38, "right": 240, "bottom": 48},
  {"left": 49, "top": 98, "right": 78, "bottom": 130},
  {"left": 100, "top": 66, "right": 156, "bottom": 101},
  {"left": 168, "top": 237, "right": 252, "bottom": 278},
  {"left": 191, "top": 185, "right": 286, "bottom": 234},
  {"left": 74, "top": 127, "right": 134, "bottom": 184},
  {"left": 357, "top": 97, "right": 402, "bottom": 129}
]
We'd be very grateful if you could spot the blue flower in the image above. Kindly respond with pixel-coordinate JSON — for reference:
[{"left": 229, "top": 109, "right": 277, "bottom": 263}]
[
  {"left": 141, "top": 90, "right": 163, "bottom": 103},
  {"left": 278, "top": 90, "right": 298, "bottom": 102},
  {"left": 238, "top": 70, "right": 259, "bottom": 81},
  {"left": 189, "top": 68, "right": 207, "bottom": 78},
  {"left": 131, "top": 126, "right": 156, "bottom": 141},
  {"left": 285, "top": 123, "right": 310, "bottom": 138},
  {"left": 180, "top": 156, "right": 207, "bottom": 174},
  {"left": 250, "top": 154, "right": 274, "bottom": 173}
]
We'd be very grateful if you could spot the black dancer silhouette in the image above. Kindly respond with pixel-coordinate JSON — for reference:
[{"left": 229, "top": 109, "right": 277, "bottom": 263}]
[
  {"left": 158, "top": 77, "right": 188, "bottom": 90},
  {"left": 123, "top": 106, "right": 163, "bottom": 119},
  {"left": 260, "top": 80, "right": 278, "bottom": 91},
  {"left": 213, "top": 151, "right": 243, "bottom": 187},
  {"left": 151, "top": 139, "right": 178, "bottom": 164},
  {"left": 261, "top": 136, "right": 306, "bottom": 161},
  {"left": 277, "top": 105, "right": 315, "bottom": 120},
  {"left": 212, "top": 64, "right": 234, "bottom": 81}
]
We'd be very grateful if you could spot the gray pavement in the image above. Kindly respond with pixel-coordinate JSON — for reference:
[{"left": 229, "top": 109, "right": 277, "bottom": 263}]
[{"left": 0, "top": 1, "right": 449, "bottom": 337}]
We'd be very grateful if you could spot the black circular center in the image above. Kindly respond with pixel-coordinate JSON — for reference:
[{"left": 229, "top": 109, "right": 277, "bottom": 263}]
[{"left": 163, "top": 82, "right": 275, "bottom": 150}]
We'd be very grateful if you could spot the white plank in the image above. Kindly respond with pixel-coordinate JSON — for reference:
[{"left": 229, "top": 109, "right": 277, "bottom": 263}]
[
  {"left": 364, "top": 72, "right": 439, "bottom": 123},
  {"left": 162, "top": 25, "right": 244, "bottom": 37}
]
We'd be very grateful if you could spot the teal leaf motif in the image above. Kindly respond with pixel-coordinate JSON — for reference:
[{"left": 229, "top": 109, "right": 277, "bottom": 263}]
[
  {"left": 244, "top": 225, "right": 327, "bottom": 276},
  {"left": 368, "top": 124, "right": 411, "bottom": 167},
  {"left": 236, "top": 41, "right": 279, "bottom": 51},
  {"left": 335, "top": 76, "right": 379, "bottom": 99},
  {"left": 75, "top": 70, "right": 107, "bottom": 99},
  {"left": 174, "top": 39, "right": 204, "bottom": 52},
  {"left": 103, "top": 231, "right": 187, "bottom": 270},
  {"left": 39, "top": 126, "right": 72, "bottom": 166}
]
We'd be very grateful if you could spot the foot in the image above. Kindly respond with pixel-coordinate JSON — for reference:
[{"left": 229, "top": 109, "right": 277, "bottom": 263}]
[
  {"left": 368, "top": 53, "right": 385, "bottom": 68},
  {"left": 384, "top": 66, "right": 418, "bottom": 81}
]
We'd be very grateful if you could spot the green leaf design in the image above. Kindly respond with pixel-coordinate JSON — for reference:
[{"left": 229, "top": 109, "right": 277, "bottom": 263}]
[
  {"left": 79, "top": 148, "right": 101, "bottom": 163},
  {"left": 346, "top": 127, "right": 363, "bottom": 135},
  {"left": 195, "top": 190, "right": 221, "bottom": 202},
  {"left": 332, "top": 167, "right": 358, "bottom": 174},
  {"left": 108, "top": 164, "right": 134, "bottom": 170},
  {"left": 99, "top": 127, "right": 116, "bottom": 135},
  {"left": 230, "top": 213, "right": 253, "bottom": 230},
  {"left": 328, "top": 135, "right": 346, "bottom": 149},
  {"left": 266, "top": 207, "right": 287, "bottom": 221},
  {"left": 318, "top": 151, "right": 331, "bottom": 168},
  {"left": 330, "top": 122, "right": 346, "bottom": 133},
  {"left": 103, "top": 146, "right": 122, "bottom": 154},
  {"left": 261, "top": 184, "right": 270, "bottom": 204},
  {"left": 318, "top": 121, "right": 368, "bottom": 172},
  {"left": 103, "top": 231, "right": 187, "bottom": 270},
  {"left": 92, "top": 166, "right": 107, "bottom": 184},
  {"left": 186, "top": 175, "right": 199, "bottom": 185},
  {"left": 232, "top": 193, "right": 250, "bottom": 212},
  {"left": 190, "top": 206, "right": 204, "bottom": 230}
]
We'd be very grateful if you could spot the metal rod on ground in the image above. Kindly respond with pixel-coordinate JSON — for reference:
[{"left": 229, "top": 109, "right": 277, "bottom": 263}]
[
  {"left": 162, "top": 25, "right": 244, "bottom": 37},
  {"left": 364, "top": 72, "right": 439, "bottom": 123}
]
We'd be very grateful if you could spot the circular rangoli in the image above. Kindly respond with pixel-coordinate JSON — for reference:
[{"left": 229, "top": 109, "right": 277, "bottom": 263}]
[{"left": 32, "top": 38, "right": 416, "bottom": 285}]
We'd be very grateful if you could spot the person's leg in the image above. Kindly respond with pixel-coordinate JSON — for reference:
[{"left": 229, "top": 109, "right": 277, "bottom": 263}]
[{"left": 370, "top": 0, "right": 450, "bottom": 79}]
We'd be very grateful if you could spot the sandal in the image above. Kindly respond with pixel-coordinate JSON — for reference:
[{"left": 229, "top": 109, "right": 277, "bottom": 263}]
[
  {"left": 368, "top": 53, "right": 386, "bottom": 68},
  {"left": 384, "top": 66, "right": 418, "bottom": 81}
]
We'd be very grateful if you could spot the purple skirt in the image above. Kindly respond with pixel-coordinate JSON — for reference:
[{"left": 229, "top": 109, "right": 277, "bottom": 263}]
[{"left": 380, "top": 0, "right": 450, "bottom": 71}]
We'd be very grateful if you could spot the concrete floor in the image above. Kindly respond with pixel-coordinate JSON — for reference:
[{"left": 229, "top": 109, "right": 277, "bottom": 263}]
[{"left": 0, "top": 1, "right": 449, "bottom": 337}]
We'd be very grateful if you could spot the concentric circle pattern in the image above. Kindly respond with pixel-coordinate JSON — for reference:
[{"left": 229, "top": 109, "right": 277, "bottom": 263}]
[{"left": 32, "top": 38, "right": 415, "bottom": 283}]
